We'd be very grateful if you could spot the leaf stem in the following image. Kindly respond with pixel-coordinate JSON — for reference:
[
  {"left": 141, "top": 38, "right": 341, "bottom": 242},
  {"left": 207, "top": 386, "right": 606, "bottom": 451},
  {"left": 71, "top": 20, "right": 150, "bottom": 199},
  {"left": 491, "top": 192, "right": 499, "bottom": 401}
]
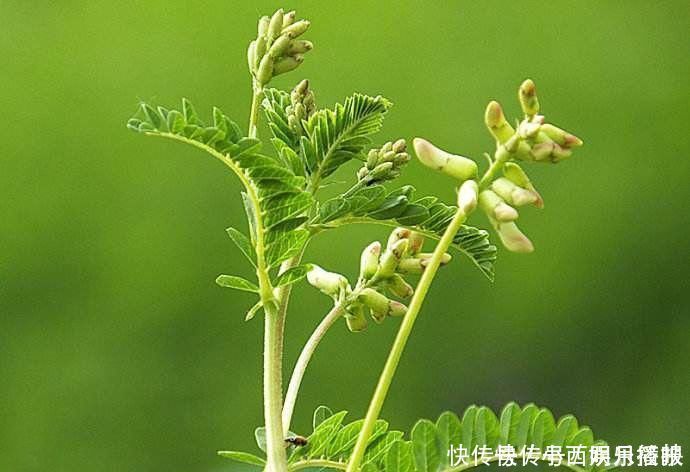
[
  {"left": 249, "top": 81, "right": 264, "bottom": 139},
  {"left": 345, "top": 207, "right": 468, "bottom": 472},
  {"left": 282, "top": 303, "right": 346, "bottom": 433}
]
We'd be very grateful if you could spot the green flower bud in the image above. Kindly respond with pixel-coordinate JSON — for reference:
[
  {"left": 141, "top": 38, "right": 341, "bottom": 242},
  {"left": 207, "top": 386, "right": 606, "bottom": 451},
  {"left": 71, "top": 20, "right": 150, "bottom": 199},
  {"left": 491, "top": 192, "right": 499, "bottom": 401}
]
[
  {"left": 381, "top": 141, "right": 393, "bottom": 153},
  {"left": 358, "top": 288, "right": 390, "bottom": 323},
  {"left": 388, "top": 300, "right": 408, "bottom": 317},
  {"left": 359, "top": 241, "right": 381, "bottom": 280},
  {"left": 493, "top": 220, "right": 534, "bottom": 253},
  {"left": 268, "top": 9, "right": 284, "bottom": 40},
  {"left": 392, "top": 139, "right": 407, "bottom": 153},
  {"left": 413, "top": 138, "right": 478, "bottom": 181},
  {"left": 366, "top": 149, "right": 378, "bottom": 169},
  {"left": 307, "top": 265, "right": 347, "bottom": 297},
  {"left": 503, "top": 162, "right": 544, "bottom": 208},
  {"left": 457, "top": 179, "right": 479, "bottom": 214},
  {"left": 287, "top": 39, "right": 313, "bottom": 55},
  {"left": 418, "top": 253, "right": 452, "bottom": 267},
  {"left": 345, "top": 303, "right": 368, "bottom": 332},
  {"left": 256, "top": 54, "right": 273, "bottom": 85},
  {"left": 479, "top": 190, "right": 519, "bottom": 222},
  {"left": 282, "top": 20, "right": 310, "bottom": 38},
  {"left": 255, "top": 35, "right": 268, "bottom": 66},
  {"left": 282, "top": 10, "right": 296, "bottom": 28},
  {"left": 529, "top": 141, "right": 554, "bottom": 161},
  {"left": 386, "top": 274, "right": 414, "bottom": 299},
  {"left": 247, "top": 41, "right": 257, "bottom": 73},
  {"left": 518, "top": 79, "right": 540, "bottom": 118},
  {"left": 258, "top": 16, "right": 270, "bottom": 37},
  {"left": 407, "top": 231, "right": 425, "bottom": 255},
  {"left": 273, "top": 55, "right": 303, "bottom": 76},
  {"left": 491, "top": 177, "right": 538, "bottom": 207},
  {"left": 377, "top": 239, "right": 408, "bottom": 279},
  {"left": 387, "top": 227, "right": 411, "bottom": 250},
  {"left": 369, "top": 162, "right": 394, "bottom": 180},
  {"left": 268, "top": 34, "right": 291, "bottom": 58},
  {"left": 485, "top": 101, "right": 515, "bottom": 144},
  {"left": 396, "top": 258, "right": 424, "bottom": 274},
  {"left": 540, "top": 123, "right": 583, "bottom": 148}
]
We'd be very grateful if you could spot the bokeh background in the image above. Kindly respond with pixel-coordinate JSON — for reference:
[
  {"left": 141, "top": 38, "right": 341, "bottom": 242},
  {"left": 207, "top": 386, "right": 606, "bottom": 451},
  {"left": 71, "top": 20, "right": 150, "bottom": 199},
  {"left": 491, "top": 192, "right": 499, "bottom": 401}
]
[{"left": 2, "top": 1, "right": 689, "bottom": 471}]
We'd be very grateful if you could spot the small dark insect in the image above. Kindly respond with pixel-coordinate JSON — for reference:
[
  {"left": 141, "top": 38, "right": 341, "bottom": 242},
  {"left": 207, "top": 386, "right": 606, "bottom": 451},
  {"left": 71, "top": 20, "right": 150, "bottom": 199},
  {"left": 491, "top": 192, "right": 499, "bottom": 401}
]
[{"left": 285, "top": 435, "right": 308, "bottom": 447}]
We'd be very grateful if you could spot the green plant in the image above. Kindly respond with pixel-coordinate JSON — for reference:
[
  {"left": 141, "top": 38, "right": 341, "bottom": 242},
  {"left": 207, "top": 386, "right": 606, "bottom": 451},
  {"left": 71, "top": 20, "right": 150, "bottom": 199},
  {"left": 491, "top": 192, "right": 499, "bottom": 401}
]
[{"left": 127, "top": 8, "right": 611, "bottom": 472}]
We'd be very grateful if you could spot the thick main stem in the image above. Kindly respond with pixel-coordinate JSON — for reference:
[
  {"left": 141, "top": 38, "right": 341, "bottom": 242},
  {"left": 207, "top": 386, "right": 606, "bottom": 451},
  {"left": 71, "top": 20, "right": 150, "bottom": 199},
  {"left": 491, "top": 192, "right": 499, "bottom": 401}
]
[
  {"left": 282, "top": 303, "right": 346, "bottom": 433},
  {"left": 346, "top": 208, "right": 468, "bottom": 472},
  {"left": 263, "top": 304, "right": 288, "bottom": 472}
]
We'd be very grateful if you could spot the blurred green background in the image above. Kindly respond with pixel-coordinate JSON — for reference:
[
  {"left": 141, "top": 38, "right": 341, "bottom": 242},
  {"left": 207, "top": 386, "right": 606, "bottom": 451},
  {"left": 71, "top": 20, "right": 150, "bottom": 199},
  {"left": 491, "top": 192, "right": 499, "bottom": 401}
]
[{"left": 2, "top": 1, "right": 689, "bottom": 471}]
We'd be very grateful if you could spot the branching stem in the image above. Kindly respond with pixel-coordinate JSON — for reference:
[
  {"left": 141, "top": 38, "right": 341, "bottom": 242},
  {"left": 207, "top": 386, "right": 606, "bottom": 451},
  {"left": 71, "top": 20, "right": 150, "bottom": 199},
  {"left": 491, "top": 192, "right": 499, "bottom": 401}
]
[
  {"left": 345, "top": 206, "right": 468, "bottom": 472},
  {"left": 282, "top": 303, "right": 346, "bottom": 433}
]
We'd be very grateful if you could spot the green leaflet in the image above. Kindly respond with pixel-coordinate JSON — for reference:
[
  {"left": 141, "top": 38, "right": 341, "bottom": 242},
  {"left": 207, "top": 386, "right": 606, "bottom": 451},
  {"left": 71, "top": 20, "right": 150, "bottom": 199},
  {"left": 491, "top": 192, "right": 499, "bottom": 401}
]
[
  {"left": 312, "top": 184, "right": 498, "bottom": 281},
  {"left": 220, "top": 403, "right": 614, "bottom": 471},
  {"left": 226, "top": 227, "right": 256, "bottom": 267},
  {"left": 216, "top": 451, "right": 265, "bottom": 467},
  {"left": 273, "top": 264, "right": 311, "bottom": 287},
  {"left": 215, "top": 275, "right": 259, "bottom": 293},
  {"left": 128, "top": 100, "right": 313, "bottom": 274},
  {"left": 264, "top": 88, "right": 392, "bottom": 190}
]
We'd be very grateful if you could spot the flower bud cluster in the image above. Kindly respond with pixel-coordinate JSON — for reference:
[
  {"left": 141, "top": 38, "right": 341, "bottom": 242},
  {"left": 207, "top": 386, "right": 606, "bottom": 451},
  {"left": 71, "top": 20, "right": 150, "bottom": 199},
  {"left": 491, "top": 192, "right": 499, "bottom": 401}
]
[
  {"left": 286, "top": 79, "right": 316, "bottom": 134},
  {"left": 478, "top": 162, "right": 542, "bottom": 253},
  {"left": 485, "top": 80, "right": 583, "bottom": 164},
  {"left": 247, "top": 9, "right": 312, "bottom": 87},
  {"left": 305, "top": 227, "right": 451, "bottom": 332},
  {"left": 357, "top": 139, "right": 411, "bottom": 184}
]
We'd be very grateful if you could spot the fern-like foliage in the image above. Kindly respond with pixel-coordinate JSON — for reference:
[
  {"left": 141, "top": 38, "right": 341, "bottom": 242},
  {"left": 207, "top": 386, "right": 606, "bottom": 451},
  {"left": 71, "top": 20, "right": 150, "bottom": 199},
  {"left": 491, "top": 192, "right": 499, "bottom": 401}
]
[
  {"left": 313, "top": 184, "right": 497, "bottom": 281},
  {"left": 264, "top": 89, "right": 392, "bottom": 190},
  {"left": 219, "top": 403, "right": 616, "bottom": 471},
  {"left": 127, "top": 100, "right": 313, "bottom": 292},
  {"left": 264, "top": 90, "right": 497, "bottom": 281}
]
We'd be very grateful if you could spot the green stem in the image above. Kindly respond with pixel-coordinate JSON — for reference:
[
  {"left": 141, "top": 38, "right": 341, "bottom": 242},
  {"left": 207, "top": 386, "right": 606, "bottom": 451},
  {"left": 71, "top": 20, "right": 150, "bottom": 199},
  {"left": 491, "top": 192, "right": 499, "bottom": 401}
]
[
  {"left": 345, "top": 207, "right": 468, "bottom": 472},
  {"left": 263, "top": 301, "right": 288, "bottom": 472},
  {"left": 289, "top": 459, "right": 347, "bottom": 471},
  {"left": 282, "top": 303, "right": 346, "bottom": 433},
  {"left": 249, "top": 81, "right": 264, "bottom": 139}
]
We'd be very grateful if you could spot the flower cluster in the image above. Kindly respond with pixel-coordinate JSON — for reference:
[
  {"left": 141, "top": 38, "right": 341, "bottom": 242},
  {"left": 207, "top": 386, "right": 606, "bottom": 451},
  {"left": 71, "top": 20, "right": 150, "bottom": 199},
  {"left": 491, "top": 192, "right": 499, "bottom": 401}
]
[
  {"left": 247, "top": 9, "right": 313, "bottom": 87},
  {"left": 286, "top": 79, "right": 316, "bottom": 135},
  {"left": 412, "top": 79, "right": 583, "bottom": 253},
  {"left": 356, "top": 139, "right": 411, "bottom": 184},
  {"left": 306, "top": 227, "right": 452, "bottom": 332}
]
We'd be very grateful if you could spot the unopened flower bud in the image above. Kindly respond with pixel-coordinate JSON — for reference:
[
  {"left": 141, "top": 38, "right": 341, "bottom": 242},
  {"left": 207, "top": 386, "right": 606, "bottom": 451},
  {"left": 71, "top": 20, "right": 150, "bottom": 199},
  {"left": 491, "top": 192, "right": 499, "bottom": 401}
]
[
  {"left": 287, "top": 39, "right": 313, "bottom": 55},
  {"left": 479, "top": 190, "right": 519, "bottom": 222},
  {"left": 345, "top": 304, "right": 368, "bottom": 332},
  {"left": 359, "top": 241, "right": 381, "bottom": 280},
  {"left": 503, "top": 162, "right": 544, "bottom": 208},
  {"left": 282, "top": 20, "right": 310, "bottom": 38},
  {"left": 540, "top": 124, "right": 583, "bottom": 148},
  {"left": 377, "top": 239, "right": 408, "bottom": 278},
  {"left": 418, "top": 253, "right": 452, "bottom": 267},
  {"left": 282, "top": 10, "right": 296, "bottom": 28},
  {"left": 491, "top": 177, "right": 538, "bottom": 207},
  {"left": 494, "top": 221, "right": 534, "bottom": 253},
  {"left": 392, "top": 139, "right": 407, "bottom": 153},
  {"left": 387, "top": 227, "right": 411, "bottom": 251},
  {"left": 258, "top": 16, "right": 270, "bottom": 36},
  {"left": 413, "top": 138, "right": 478, "bottom": 181},
  {"left": 386, "top": 274, "right": 414, "bottom": 299},
  {"left": 273, "top": 55, "right": 303, "bottom": 76},
  {"left": 268, "top": 34, "right": 291, "bottom": 58},
  {"left": 267, "top": 9, "right": 284, "bottom": 40},
  {"left": 388, "top": 301, "right": 408, "bottom": 317},
  {"left": 256, "top": 54, "right": 273, "bottom": 84},
  {"left": 484, "top": 101, "right": 515, "bottom": 144},
  {"left": 518, "top": 79, "right": 540, "bottom": 118},
  {"left": 247, "top": 41, "right": 257, "bottom": 73},
  {"left": 255, "top": 35, "right": 268, "bottom": 65},
  {"left": 358, "top": 288, "right": 390, "bottom": 323},
  {"left": 407, "top": 232, "right": 425, "bottom": 255},
  {"left": 457, "top": 179, "right": 479, "bottom": 214},
  {"left": 307, "top": 265, "right": 347, "bottom": 297},
  {"left": 529, "top": 141, "right": 554, "bottom": 162},
  {"left": 397, "top": 258, "right": 424, "bottom": 274}
]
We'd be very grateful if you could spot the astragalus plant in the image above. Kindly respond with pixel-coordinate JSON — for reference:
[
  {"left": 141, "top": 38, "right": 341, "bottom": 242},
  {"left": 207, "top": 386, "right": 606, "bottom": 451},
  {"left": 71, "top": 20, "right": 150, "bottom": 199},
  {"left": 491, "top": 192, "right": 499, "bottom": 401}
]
[{"left": 127, "top": 8, "right": 613, "bottom": 472}]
